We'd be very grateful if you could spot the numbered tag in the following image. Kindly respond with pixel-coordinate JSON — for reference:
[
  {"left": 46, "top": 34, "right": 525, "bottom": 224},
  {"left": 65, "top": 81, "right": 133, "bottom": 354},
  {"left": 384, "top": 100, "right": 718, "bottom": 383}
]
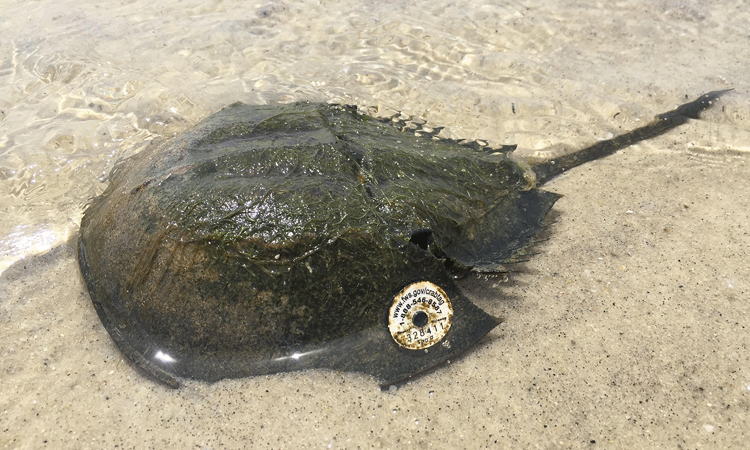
[{"left": 388, "top": 281, "right": 453, "bottom": 350}]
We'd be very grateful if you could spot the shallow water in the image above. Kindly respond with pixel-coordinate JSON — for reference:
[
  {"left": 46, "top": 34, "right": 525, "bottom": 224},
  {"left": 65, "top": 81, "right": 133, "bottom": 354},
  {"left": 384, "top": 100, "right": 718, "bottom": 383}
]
[{"left": 2, "top": 0, "right": 749, "bottom": 448}]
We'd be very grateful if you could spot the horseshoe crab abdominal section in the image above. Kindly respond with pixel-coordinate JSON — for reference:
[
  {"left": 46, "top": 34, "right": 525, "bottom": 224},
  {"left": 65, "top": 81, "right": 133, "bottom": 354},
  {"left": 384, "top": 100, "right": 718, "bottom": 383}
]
[{"left": 78, "top": 90, "right": 730, "bottom": 388}]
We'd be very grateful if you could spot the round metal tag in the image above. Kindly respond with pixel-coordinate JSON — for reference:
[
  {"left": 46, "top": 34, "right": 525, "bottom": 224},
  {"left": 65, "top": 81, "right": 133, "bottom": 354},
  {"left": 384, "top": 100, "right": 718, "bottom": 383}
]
[{"left": 388, "top": 281, "right": 453, "bottom": 350}]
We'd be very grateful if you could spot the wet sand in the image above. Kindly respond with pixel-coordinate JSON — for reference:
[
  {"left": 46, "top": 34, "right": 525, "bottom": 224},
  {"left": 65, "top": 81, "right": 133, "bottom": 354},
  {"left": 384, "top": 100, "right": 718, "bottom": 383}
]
[{"left": 2, "top": 0, "right": 749, "bottom": 448}]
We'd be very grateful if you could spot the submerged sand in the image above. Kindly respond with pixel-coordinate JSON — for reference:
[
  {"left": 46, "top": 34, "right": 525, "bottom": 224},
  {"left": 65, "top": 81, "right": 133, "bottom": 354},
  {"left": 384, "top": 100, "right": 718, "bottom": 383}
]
[{"left": 1, "top": 0, "right": 749, "bottom": 448}]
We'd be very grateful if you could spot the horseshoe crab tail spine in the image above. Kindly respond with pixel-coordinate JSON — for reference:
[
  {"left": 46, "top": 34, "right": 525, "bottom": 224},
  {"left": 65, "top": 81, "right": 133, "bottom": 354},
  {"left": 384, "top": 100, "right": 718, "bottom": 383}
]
[{"left": 531, "top": 89, "right": 733, "bottom": 185}]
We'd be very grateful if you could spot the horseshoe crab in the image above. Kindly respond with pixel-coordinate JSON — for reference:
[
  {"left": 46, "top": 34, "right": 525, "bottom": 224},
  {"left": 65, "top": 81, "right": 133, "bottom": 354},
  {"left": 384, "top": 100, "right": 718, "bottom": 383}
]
[{"left": 78, "top": 90, "right": 729, "bottom": 388}]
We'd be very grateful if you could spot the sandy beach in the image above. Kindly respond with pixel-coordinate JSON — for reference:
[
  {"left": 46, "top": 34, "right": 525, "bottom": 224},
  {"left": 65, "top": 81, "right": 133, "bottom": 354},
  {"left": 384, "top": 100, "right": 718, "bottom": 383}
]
[{"left": 2, "top": 0, "right": 749, "bottom": 448}]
